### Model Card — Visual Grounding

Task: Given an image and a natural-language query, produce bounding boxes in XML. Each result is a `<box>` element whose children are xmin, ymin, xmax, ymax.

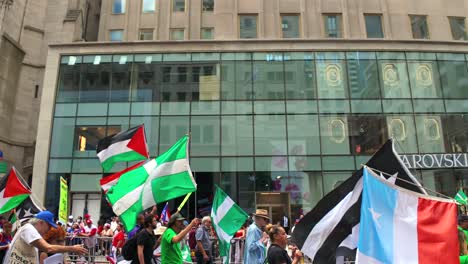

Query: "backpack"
<box><xmin>121</xmin><ymin>228</ymin><xmax>144</xmax><ymax>260</ymax></box>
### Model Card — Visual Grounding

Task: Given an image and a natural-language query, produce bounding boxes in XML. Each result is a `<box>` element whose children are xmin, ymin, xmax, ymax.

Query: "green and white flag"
<box><xmin>106</xmin><ymin>135</ymin><xmax>196</xmax><ymax>231</ymax></box>
<box><xmin>211</xmin><ymin>186</ymin><xmax>248</xmax><ymax>263</ymax></box>
<box><xmin>455</xmin><ymin>189</ymin><xmax>468</xmax><ymax>205</ymax></box>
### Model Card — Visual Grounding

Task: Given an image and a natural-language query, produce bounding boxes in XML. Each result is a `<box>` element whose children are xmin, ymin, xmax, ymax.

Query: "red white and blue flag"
<box><xmin>356</xmin><ymin>167</ymin><xmax>459</xmax><ymax>264</ymax></box>
<box><xmin>160</xmin><ymin>202</ymin><xmax>171</xmax><ymax>223</ymax></box>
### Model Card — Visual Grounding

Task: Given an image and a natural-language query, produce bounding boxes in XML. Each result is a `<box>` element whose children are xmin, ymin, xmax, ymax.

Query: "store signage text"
<box><xmin>400</xmin><ymin>153</ymin><xmax>468</xmax><ymax>169</ymax></box>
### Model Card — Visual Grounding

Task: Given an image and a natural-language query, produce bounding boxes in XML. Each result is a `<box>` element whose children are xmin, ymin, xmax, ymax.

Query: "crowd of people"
<box><xmin>0</xmin><ymin>206</ymin><xmax>309</xmax><ymax>264</ymax></box>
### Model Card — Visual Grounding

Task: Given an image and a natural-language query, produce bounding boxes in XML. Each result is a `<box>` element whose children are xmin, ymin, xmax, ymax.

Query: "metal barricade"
<box><xmin>65</xmin><ymin>235</ymin><xmax>116</xmax><ymax>263</ymax></box>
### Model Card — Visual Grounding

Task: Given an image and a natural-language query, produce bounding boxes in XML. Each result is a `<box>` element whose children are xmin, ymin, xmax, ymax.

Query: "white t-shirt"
<box><xmin>83</xmin><ymin>224</ymin><xmax>97</xmax><ymax>248</ymax></box>
<box><xmin>3</xmin><ymin>223</ymin><xmax>42</xmax><ymax>264</ymax></box>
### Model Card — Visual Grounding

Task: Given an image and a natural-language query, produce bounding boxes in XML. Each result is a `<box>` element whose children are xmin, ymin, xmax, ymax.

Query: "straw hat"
<box><xmin>154</xmin><ymin>226</ymin><xmax>167</xmax><ymax>236</ymax></box>
<box><xmin>253</xmin><ymin>209</ymin><xmax>270</xmax><ymax>220</ymax></box>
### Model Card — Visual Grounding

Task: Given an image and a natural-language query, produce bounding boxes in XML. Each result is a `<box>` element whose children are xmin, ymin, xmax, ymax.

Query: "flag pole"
<box><xmin>176</xmin><ymin>192</ymin><xmax>192</xmax><ymax>214</ymax></box>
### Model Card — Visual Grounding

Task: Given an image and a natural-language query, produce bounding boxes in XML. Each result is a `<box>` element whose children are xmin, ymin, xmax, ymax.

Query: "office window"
<box><xmin>142</xmin><ymin>0</ymin><xmax>155</xmax><ymax>12</ymax></box>
<box><xmin>201</xmin><ymin>28</ymin><xmax>214</xmax><ymax>39</ymax></box>
<box><xmin>323</xmin><ymin>14</ymin><xmax>343</xmax><ymax>38</ymax></box>
<box><xmin>410</xmin><ymin>15</ymin><xmax>429</xmax><ymax>39</ymax></box>
<box><xmin>170</xmin><ymin>29</ymin><xmax>184</xmax><ymax>40</ymax></box>
<box><xmin>281</xmin><ymin>15</ymin><xmax>300</xmax><ymax>38</ymax></box>
<box><xmin>202</xmin><ymin>0</ymin><xmax>214</xmax><ymax>12</ymax></box>
<box><xmin>239</xmin><ymin>15</ymin><xmax>257</xmax><ymax>39</ymax></box>
<box><xmin>173</xmin><ymin>0</ymin><xmax>185</xmax><ymax>12</ymax></box>
<box><xmin>109</xmin><ymin>30</ymin><xmax>123</xmax><ymax>41</ymax></box>
<box><xmin>113</xmin><ymin>0</ymin><xmax>125</xmax><ymax>14</ymax></box>
<box><xmin>139</xmin><ymin>29</ymin><xmax>154</xmax><ymax>40</ymax></box>
<box><xmin>365</xmin><ymin>14</ymin><xmax>384</xmax><ymax>38</ymax></box>
<box><xmin>449</xmin><ymin>17</ymin><xmax>467</xmax><ymax>40</ymax></box>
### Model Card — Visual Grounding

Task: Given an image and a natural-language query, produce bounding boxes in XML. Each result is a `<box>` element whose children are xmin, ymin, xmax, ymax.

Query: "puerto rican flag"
<box><xmin>356</xmin><ymin>167</ymin><xmax>459</xmax><ymax>264</ymax></box>
<box><xmin>160</xmin><ymin>202</ymin><xmax>171</xmax><ymax>223</ymax></box>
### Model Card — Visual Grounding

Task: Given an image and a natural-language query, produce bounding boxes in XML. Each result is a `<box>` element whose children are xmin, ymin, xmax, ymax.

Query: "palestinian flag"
<box><xmin>100</xmin><ymin>161</ymin><xmax>146</xmax><ymax>192</ymax></box>
<box><xmin>0</xmin><ymin>151</ymin><xmax>7</xmax><ymax>174</ymax></box>
<box><xmin>0</xmin><ymin>167</ymin><xmax>31</xmax><ymax>215</ymax></box>
<box><xmin>107</xmin><ymin>135</ymin><xmax>196</xmax><ymax>231</ymax></box>
<box><xmin>97</xmin><ymin>125</ymin><xmax>149</xmax><ymax>172</ymax></box>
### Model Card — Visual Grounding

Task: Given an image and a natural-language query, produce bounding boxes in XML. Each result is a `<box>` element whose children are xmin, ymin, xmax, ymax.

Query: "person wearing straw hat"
<box><xmin>244</xmin><ymin>209</ymin><xmax>270</xmax><ymax>264</ymax></box>
<box><xmin>3</xmin><ymin>210</ymin><xmax>87</xmax><ymax>264</ymax></box>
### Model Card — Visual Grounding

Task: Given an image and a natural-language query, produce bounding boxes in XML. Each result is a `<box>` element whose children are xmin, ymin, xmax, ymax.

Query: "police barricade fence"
<box><xmin>66</xmin><ymin>235</ymin><xmax>114</xmax><ymax>263</ymax></box>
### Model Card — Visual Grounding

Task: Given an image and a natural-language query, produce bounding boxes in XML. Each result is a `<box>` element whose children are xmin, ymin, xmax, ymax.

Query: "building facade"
<box><xmin>33</xmin><ymin>0</ymin><xmax>468</xmax><ymax>222</ymax></box>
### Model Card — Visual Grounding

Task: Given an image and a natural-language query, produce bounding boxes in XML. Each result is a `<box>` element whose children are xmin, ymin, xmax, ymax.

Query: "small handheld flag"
<box><xmin>455</xmin><ymin>189</ymin><xmax>468</xmax><ymax>205</ymax></box>
<box><xmin>161</xmin><ymin>202</ymin><xmax>171</xmax><ymax>223</ymax></box>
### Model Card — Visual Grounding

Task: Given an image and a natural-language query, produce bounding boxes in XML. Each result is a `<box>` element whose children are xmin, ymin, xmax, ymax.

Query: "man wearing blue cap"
<box><xmin>3</xmin><ymin>210</ymin><xmax>87</xmax><ymax>264</ymax></box>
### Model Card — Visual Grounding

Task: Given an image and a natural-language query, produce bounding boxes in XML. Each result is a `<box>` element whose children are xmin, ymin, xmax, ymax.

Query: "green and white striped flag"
<box><xmin>455</xmin><ymin>189</ymin><xmax>468</xmax><ymax>205</ymax></box>
<box><xmin>106</xmin><ymin>135</ymin><xmax>196</xmax><ymax>231</ymax></box>
<box><xmin>211</xmin><ymin>186</ymin><xmax>248</xmax><ymax>263</ymax></box>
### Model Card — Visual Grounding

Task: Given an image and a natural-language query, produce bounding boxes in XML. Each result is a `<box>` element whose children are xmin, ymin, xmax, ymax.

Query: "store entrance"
<box><xmin>255</xmin><ymin>192</ymin><xmax>290</xmax><ymax>225</ymax></box>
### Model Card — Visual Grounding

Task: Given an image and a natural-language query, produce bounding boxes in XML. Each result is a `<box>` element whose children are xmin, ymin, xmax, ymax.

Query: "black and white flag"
<box><xmin>291</xmin><ymin>139</ymin><xmax>425</xmax><ymax>264</ymax></box>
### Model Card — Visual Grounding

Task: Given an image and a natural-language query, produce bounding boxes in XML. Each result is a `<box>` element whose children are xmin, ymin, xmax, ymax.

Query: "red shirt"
<box><xmin>112</xmin><ymin>231</ymin><xmax>125</xmax><ymax>248</ymax></box>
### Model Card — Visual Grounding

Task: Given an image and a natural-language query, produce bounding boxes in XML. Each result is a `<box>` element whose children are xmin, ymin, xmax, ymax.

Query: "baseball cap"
<box><xmin>86</xmin><ymin>219</ymin><xmax>93</xmax><ymax>225</ymax></box>
<box><xmin>35</xmin><ymin>211</ymin><xmax>58</xmax><ymax>228</ymax></box>
<box><xmin>68</xmin><ymin>215</ymin><xmax>74</xmax><ymax>219</ymax></box>
<box><xmin>168</xmin><ymin>213</ymin><xmax>185</xmax><ymax>227</ymax></box>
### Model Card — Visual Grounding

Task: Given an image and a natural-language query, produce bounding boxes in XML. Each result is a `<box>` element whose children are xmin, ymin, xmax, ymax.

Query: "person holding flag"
<box><xmin>161</xmin><ymin>213</ymin><xmax>200</xmax><ymax>264</ymax></box>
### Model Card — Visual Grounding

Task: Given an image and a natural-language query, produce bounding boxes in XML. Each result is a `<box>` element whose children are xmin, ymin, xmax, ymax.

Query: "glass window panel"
<box><xmin>193</xmin><ymin>63</ymin><xmax>220</xmax><ymax>101</ymax></box>
<box><xmin>413</xmin><ymin>99</ymin><xmax>445</xmax><ymax>113</ymax></box>
<box><xmin>192</xmin><ymin>53</ymin><xmax>220</xmax><ymax>61</ymax></box>
<box><xmin>72</xmin><ymin>159</ymin><xmax>102</xmax><ymax>173</ymax></box>
<box><xmin>316</xmin><ymin>52</ymin><xmax>345</xmax><ymax>60</ymax></box>
<box><xmin>173</xmin><ymin>0</ymin><xmax>185</xmax><ymax>12</ymax></box>
<box><xmin>191</xmin><ymin>101</ymin><xmax>220</xmax><ymax>115</ymax></box>
<box><xmin>160</xmin><ymin>65</ymin><xmax>191</xmax><ymax>101</ymax></box>
<box><xmin>202</xmin><ymin>0</ymin><xmax>214</xmax><ymax>12</ymax></box>
<box><xmin>200</xmin><ymin>28</ymin><xmax>214</xmax><ymax>39</ymax></box>
<box><xmin>130</xmin><ymin>116</ymin><xmax>159</xmax><ymax>156</ymax></box>
<box><xmin>221</xmin><ymin>115</ymin><xmax>253</xmax><ymax>155</ymax></box>
<box><xmin>286</xmin><ymin>100</ymin><xmax>317</xmax><ymax>114</ymax></box>
<box><xmin>436</xmin><ymin>53</ymin><xmax>465</xmax><ymax>61</ymax></box>
<box><xmin>74</xmin><ymin>125</ymin><xmax>118</xmax><ymax>158</ymax></box>
<box><xmin>170</xmin><ymin>29</ymin><xmax>185</xmax><ymax>40</ymax></box>
<box><xmin>382</xmin><ymin>99</ymin><xmax>413</xmax><ymax>113</ymax></box>
<box><xmin>287</xmin><ymin>115</ymin><xmax>320</xmax><ymax>155</ymax></box>
<box><xmin>107</xmin><ymin>117</ymin><xmax>129</xmax><ymax>130</ymax></box>
<box><xmin>221</xmin><ymin>53</ymin><xmax>252</xmax><ymax>61</ymax></box>
<box><xmin>410</xmin><ymin>15</ymin><xmax>429</xmax><ymax>39</ymax></box>
<box><xmin>142</xmin><ymin>0</ymin><xmax>155</xmax><ymax>12</ymax></box>
<box><xmin>439</xmin><ymin>61</ymin><xmax>468</xmax><ymax>98</ymax></box>
<box><xmin>75</xmin><ymin>117</ymin><xmax>107</xmax><ymax>126</ymax></box>
<box><xmin>134</xmin><ymin>54</ymin><xmax>162</xmax><ymax>63</ymax></box>
<box><xmin>287</xmin><ymin>171</ymin><xmax>322</xmax><ymax>209</ymax></box>
<box><xmin>445</xmin><ymin>100</ymin><xmax>468</xmax><ymax>112</ymax></box>
<box><xmin>159</xmin><ymin>116</ymin><xmax>190</xmax><ymax>153</ymax></box>
<box><xmin>221</xmin><ymin>157</ymin><xmax>254</xmax><ymax>172</ymax></box>
<box><xmin>50</xmin><ymin>118</ymin><xmax>75</xmax><ymax>157</ymax></box>
<box><xmin>113</xmin><ymin>0</ymin><xmax>125</xmax><ymax>13</ymax></box>
<box><xmin>449</xmin><ymin>17</ymin><xmax>467</xmax><ymax>40</ymax></box>
<box><xmin>348</xmin><ymin>115</ymin><xmax>388</xmax><ymax>155</ymax></box>
<box><xmin>110</xmin><ymin>56</ymin><xmax>132</xmax><ymax>102</ymax></box>
<box><xmin>221</xmin><ymin>101</ymin><xmax>253</xmax><ymax>115</ymax></box>
<box><xmin>355</xmin><ymin>156</ymin><xmax>371</xmax><ymax>169</ymax></box>
<box><xmin>160</xmin><ymin>102</ymin><xmax>190</xmax><ymax>115</ymax></box>
<box><xmin>139</xmin><ymin>29</ymin><xmax>154</xmax><ymax>40</ymax></box>
<box><xmin>163</xmin><ymin>53</ymin><xmax>191</xmax><ymax>62</ymax></box>
<box><xmin>191</xmin><ymin>158</ymin><xmax>220</xmax><ymax>172</ymax></box>
<box><xmin>77</xmin><ymin>103</ymin><xmax>108</xmax><ymax>116</ymax></box>
<box><xmin>256</xmin><ymin>157</ymin><xmax>288</xmax><ymax>171</ymax></box>
<box><xmin>239</xmin><ymin>15</ymin><xmax>257</xmax><ymax>39</ymax></box>
<box><xmin>408</xmin><ymin>61</ymin><xmax>442</xmax><ymax>98</ymax></box>
<box><xmin>322</xmin><ymin>171</ymin><xmax>352</xmax><ymax>195</ymax></box>
<box><xmin>281</xmin><ymin>15</ymin><xmax>300</xmax><ymax>38</ymax></box>
<box><xmin>288</xmin><ymin>157</ymin><xmax>321</xmax><ymax>171</ymax></box>
<box><xmin>221</xmin><ymin>61</ymin><xmax>253</xmax><ymax>100</ymax></box>
<box><xmin>285</xmin><ymin>52</ymin><xmax>314</xmax><ymax>60</ymax></box>
<box><xmin>54</xmin><ymin>103</ymin><xmax>77</xmax><ymax>117</ymax></box>
<box><xmin>316</xmin><ymin>60</ymin><xmax>348</xmax><ymax>98</ymax></box>
<box><xmin>285</xmin><ymin>60</ymin><xmax>316</xmax><ymax>99</ymax></box>
<box><xmin>132</xmin><ymin>62</ymin><xmax>161</xmax><ymax>102</ymax></box>
<box><xmin>365</xmin><ymin>14</ymin><xmax>384</xmax><ymax>38</ymax></box>
<box><xmin>320</xmin><ymin>116</ymin><xmax>350</xmax><ymax>154</ymax></box>
<box><xmin>253</xmin><ymin>60</ymin><xmax>284</xmax><ymax>100</ymax></box>
<box><xmin>386</xmin><ymin>115</ymin><xmax>418</xmax><ymax>153</ymax></box>
<box><xmin>415</xmin><ymin>115</ymin><xmax>445</xmax><ymax>153</ymax></box>
<box><xmin>190</xmin><ymin>116</ymin><xmax>220</xmax><ymax>155</ymax></box>
<box><xmin>80</xmin><ymin>57</ymin><xmax>111</xmax><ymax>102</ymax></box>
<box><xmin>322</xmin><ymin>156</ymin><xmax>355</xmax><ymax>170</ymax></box>
<box><xmin>48</xmin><ymin>159</ymin><xmax>72</xmax><ymax>173</ymax></box>
<box><xmin>254</xmin><ymin>115</ymin><xmax>287</xmax><ymax>155</ymax></box>
<box><xmin>70</xmin><ymin>174</ymin><xmax>102</xmax><ymax>192</ymax></box>
<box><xmin>421</xmin><ymin>170</ymin><xmax>458</xmax><ymax>197</ymax></box>
<box><xmin>254</xmin><ymin>101</ymin><xmax>285</xmax><ymax>114</ymax></box>
<box><xmin>351</xmin><ymin>100</ymin><xmax>382</xmax><ymax>113</ymax></box>
<box><xmin>61</xmin><ymin>55</ymin><xmax>82</xmax><ymax>65</ymax></box>
<box><xmin>376</xmin><ymin>52</ymin><xmax>405</xmax><ymax>60</ymax></box>
<box><xmin>323</xmin><ymin>14</ymin><xmax>343</xmax><ymax>38</ymax></box>
<box><xmin>346</xmin><ymin>52</ymin><xmax>376</xmax><ymax>60</ymax></box>
<box><xmin>110</xmin><ymin>30</ymin><xmax>123</xmax><ymax>41</ymax></box>
<box><xmin>406</xmin><ymin>52</ymin><xmax>436</xmax><ymax>60</ymax></box>
<box><xmin>348</xmin><ymin>59</ymin><xmax>380</xmax><ymax>98</ymax></box>
<box><xmin>57</xmin><ymin>63</ymin><xmax>80</xmax><ymax>102</ymax></box>
<box><xmin>442</xmin><ymin>115</ymin><xmax>468</xmax><ymax>153</ymax></box>
<box><xmin>318</xmin><ymin>100</ymin><xmax>350</xmax><ymax>113</ymax></box>
<box><xmin>108</xmin><ymin>102</ymin><xmax>130</xmax><ymax>116</ymax></box>
<box><xmin>131</xmin><ymin>102</ymin><xmax>160</xmax><ymax>115</ymax></box>
<box><xmin>379</xmin><ymin>61</ymin><xmax>411</xmax><ymax>98</ymax></box>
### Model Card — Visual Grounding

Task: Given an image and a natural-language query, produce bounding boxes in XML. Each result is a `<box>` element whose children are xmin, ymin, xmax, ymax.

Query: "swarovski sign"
<box><xmin>400</xmin><ymin>153</ymin><xmax>468</xmax><ymax>169</ymax></box>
